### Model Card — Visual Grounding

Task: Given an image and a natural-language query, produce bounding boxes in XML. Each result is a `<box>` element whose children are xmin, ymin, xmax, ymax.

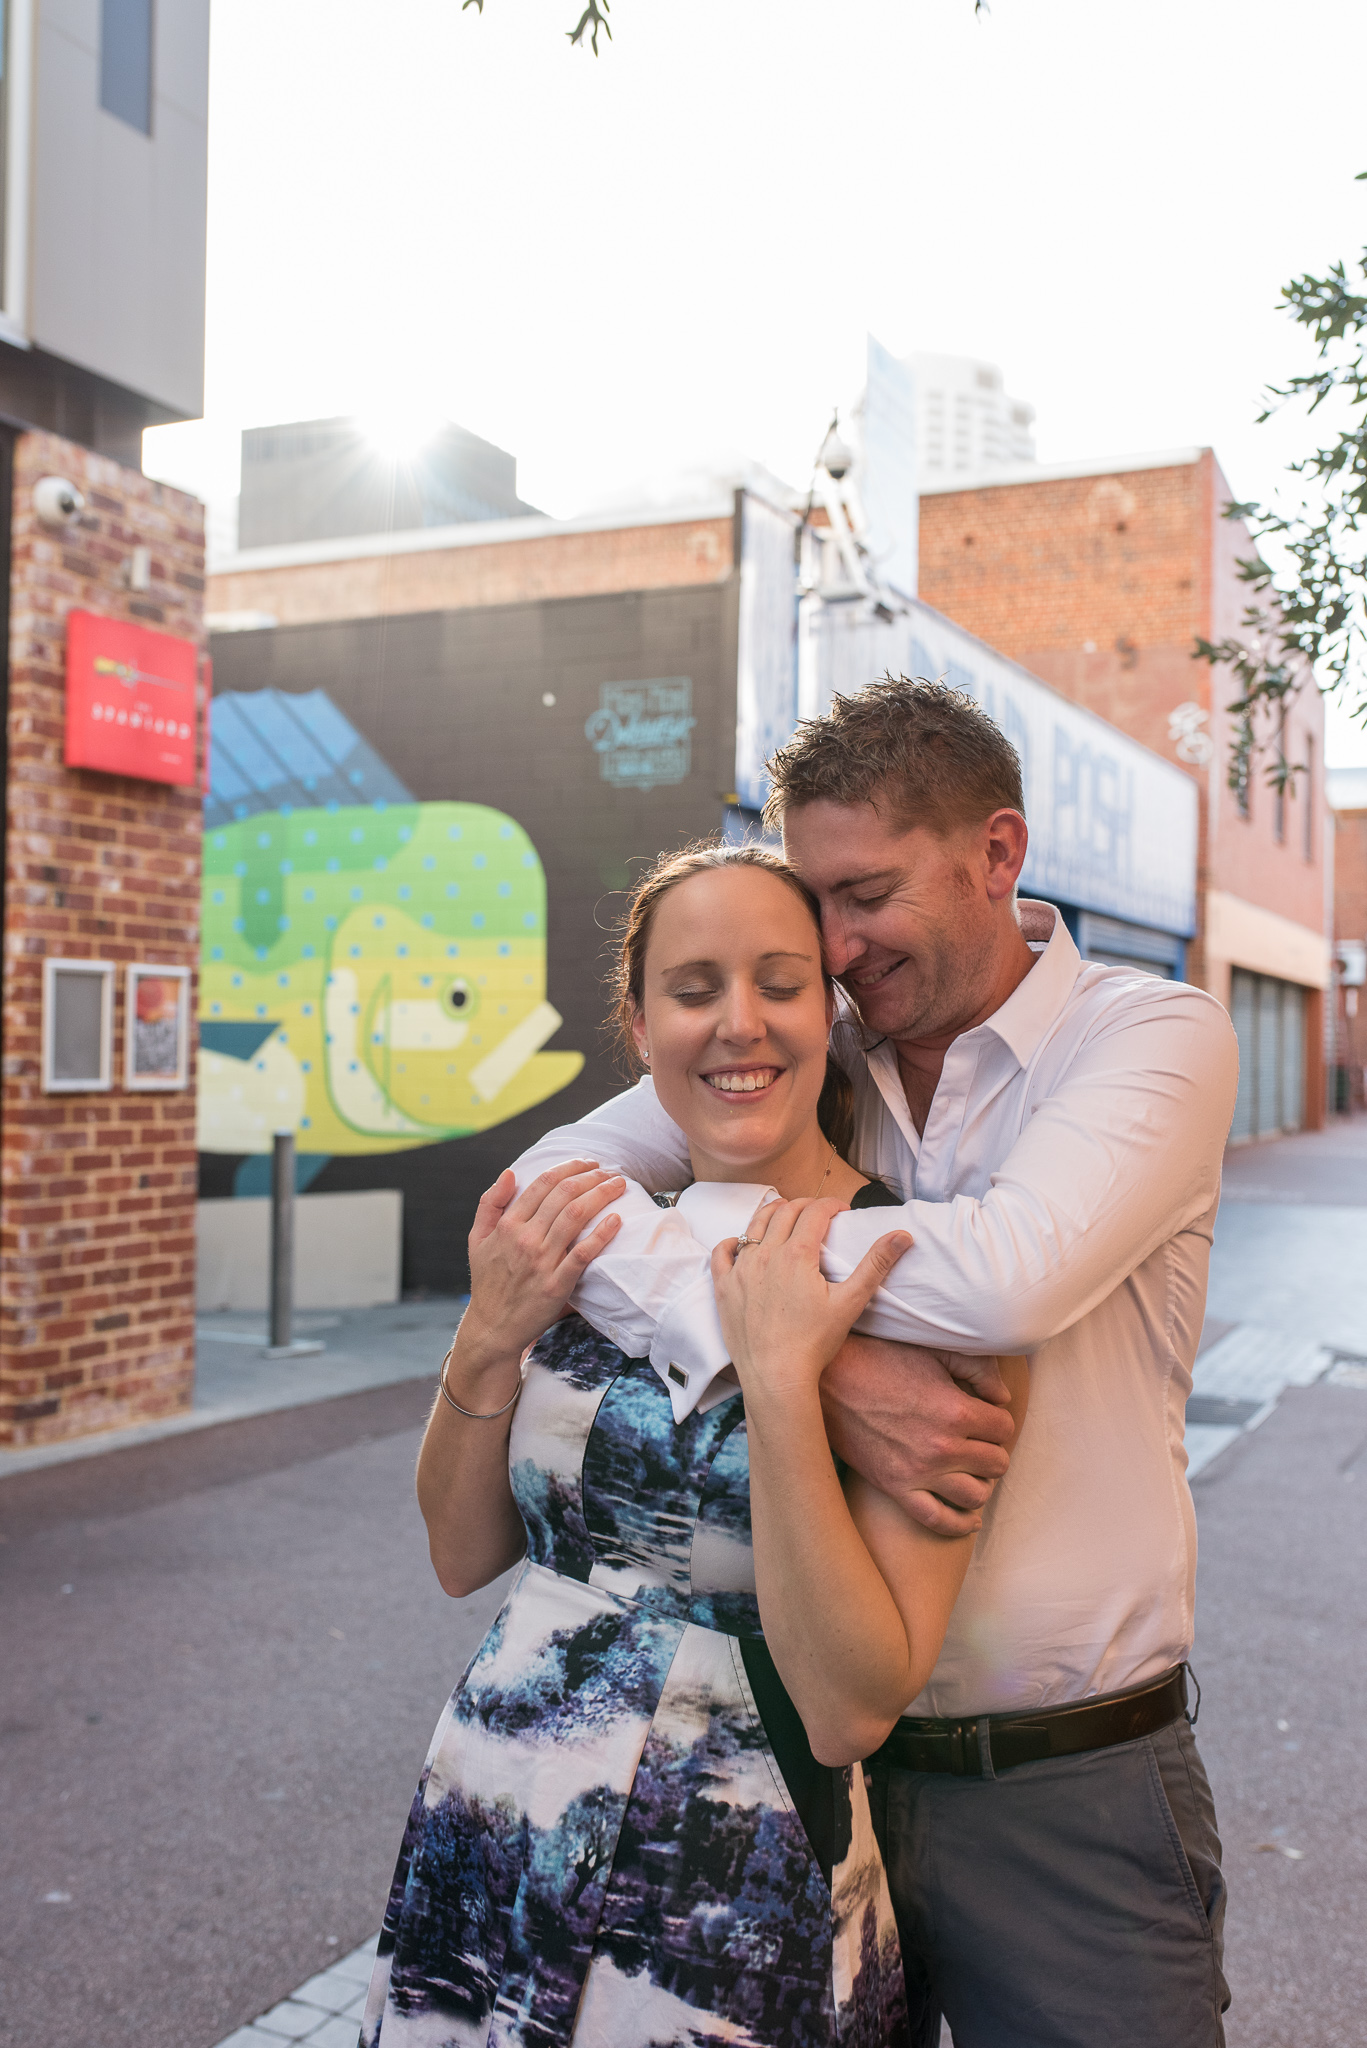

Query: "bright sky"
<box><xmin>143</xmin><ymin>0</ymin><xmax>1367</xmax><ymax>764</ymax></box>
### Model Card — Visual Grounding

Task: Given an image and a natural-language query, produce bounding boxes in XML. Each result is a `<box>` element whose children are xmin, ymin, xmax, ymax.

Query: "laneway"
<box><xmin>2</xmin><ymin>1123</ymin><xmax>1364</xmax><ymax>2048</ymax></box>
<box><xmin>0</xmin><ymin>1381</ymin><xmax>509</xmax><ymax>2048</ymax></box>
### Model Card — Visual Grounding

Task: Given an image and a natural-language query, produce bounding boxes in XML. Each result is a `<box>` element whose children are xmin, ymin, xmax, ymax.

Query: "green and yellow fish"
<box><xmin>199</xmin><ymin>800</ymin><xmax>582</xmax><ymax>1158</ymax></box>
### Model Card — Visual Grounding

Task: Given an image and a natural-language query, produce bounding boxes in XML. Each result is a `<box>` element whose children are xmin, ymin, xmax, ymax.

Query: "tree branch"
<box><xmin>1193</xmin><ymin>171</ymin><xmax>1367</xmax><ymax>790</ymax></box>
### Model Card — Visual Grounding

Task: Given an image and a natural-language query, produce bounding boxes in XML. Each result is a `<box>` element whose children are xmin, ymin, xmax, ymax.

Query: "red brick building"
<box><xmin>0</xmin><ymin>2</ymin><xmax>210</xmax><ymax>1446</ymax></box>
<box><xmin>1329</xmin><ymin>767</ymin><xmax>1367</xmax><ymax>1109</ymax></box>
<box><xmin>0</xmin><ymin>436</ymin><xmax>206</xmax><ymax>1446</ymax></box>
<box><xmin>919</xmin><ymin>448</ymin><xmax>1331</xmax><ymax>1139</ymax></box>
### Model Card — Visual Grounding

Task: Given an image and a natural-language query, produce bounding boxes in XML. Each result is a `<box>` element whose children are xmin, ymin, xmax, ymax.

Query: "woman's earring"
<box><xmin>642</xmin><ymin>1049</ymin><xmax>651</xmax><ymax>1062</ymax></box>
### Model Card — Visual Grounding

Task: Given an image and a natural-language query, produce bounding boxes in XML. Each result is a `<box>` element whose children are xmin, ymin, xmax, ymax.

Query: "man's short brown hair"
<box><xmin>763</xmin><ymin>674</ymin><xmax>1025</xmax><ymax>835</ymax></box>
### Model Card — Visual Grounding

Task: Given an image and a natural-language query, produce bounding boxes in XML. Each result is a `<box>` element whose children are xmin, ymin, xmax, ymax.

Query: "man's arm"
<box><xmin>823</xmin><ymin>1335</ymin><xmax>1015</xmax><ymax>1535</ymax></box>
<box><xmin>511</xmin><ymin>1083</ymin><xmax>1017</xmax><ymax>1535</ymax></box>
<box><xmin>514</xmin><ymin>985</ymin><xmax>1237</xmax><ymax>1367</ymax></box>
<box><xmin>819</xmin><ymin>984</ymin><xmax>1239</xmax><ymax>1351</ymax></box>
<box><xmin>511</xmin><ymin>1079</ymin><xmax>711</xmax><ymax>1364</ymax></box>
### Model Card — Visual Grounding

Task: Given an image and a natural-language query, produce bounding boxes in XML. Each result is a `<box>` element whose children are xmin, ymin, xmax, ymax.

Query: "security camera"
<box><xmin>34</xmin><ymin>476</ymin><xmax>86</xmax><ymax>529</ymax></box>
<box><xmin>817</xmin><ymin>419</ymin><xmax>855</xmax><ymax>483</ymax></box>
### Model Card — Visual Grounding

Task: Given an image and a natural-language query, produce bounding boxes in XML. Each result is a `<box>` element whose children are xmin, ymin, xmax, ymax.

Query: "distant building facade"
<box><xmin>0</xmin><ymin>0</ymin><xmax>208</xmax><ymax>461</ymax></box>
<box><xmin>903</xmin><ymin>353</ymin><xmax>1036</xmax><ymax>480</ymax></box>
<box><xmin>1329</xmin><ymin>765</ymin><xmax>1367</xmax><ymax>1112</ymax></box>
<box><xmin>236</xmin><ymin>416</ymin><xmax>539</xmax><ymax>552</ymax></box>
<box><xmin>0</xmin><ymin>0</ymin><xmax>210</xmax><ymax>1449</ymax></box>
<box><xmin>206</xmin><ymin>486</ymin><xmax>1197</xmax><ymax>1292</ymax></box>
<box><xmin>918</xmin><ymin>447</ymin><xmax>1332</xmax><ymax>1138</ymax></box>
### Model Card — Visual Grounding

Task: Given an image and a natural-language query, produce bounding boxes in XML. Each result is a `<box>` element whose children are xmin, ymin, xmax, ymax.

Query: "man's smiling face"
<box><xmin>781</xmin><ymin>798</ymin><xmax>1009</xmax><ymax>1044</ymax></box>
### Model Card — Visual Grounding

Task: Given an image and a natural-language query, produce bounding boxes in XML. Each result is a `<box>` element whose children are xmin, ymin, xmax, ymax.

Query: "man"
<box><xmin>511</xmin><ymin>678</ymin><xmax>1238</xmax><ymax>2047</ymax></box>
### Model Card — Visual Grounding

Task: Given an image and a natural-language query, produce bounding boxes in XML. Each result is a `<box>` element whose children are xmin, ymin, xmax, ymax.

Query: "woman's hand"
<box><xmin>712</xmin><ymin>1195</ymin><xmax>912</xmax><ymax>1401</ymax></box>
<box><xmin>453</xmin><ymin>1160</ymin><xmax>625</xmax><ymax>1381</ymax></box>
<box><xmin>421</xmin><ymin>1160</ymin><xmax>621</xmax><ymax>1599</ymax></box>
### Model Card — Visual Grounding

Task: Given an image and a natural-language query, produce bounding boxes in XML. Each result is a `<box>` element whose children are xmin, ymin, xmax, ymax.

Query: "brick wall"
<box><xmin>1335</xmin><ymin>808</ymin><xmax>1367</xmax><ymax>949</ymax></box>
<box><xmin>1</xmin><ymin>431</ymin><xmax>205</xmax><ymax>1447</ymax></box>
<box><xmin>920</xmin><ymin>457</ymin><xmax>1212</xmax><ymax>763</ymax></box>
<box><xmin>918</xmin><ymin>452</ymin><xmax>1328</xmax><ymax>995</ymax></box>
<box><xmin>1335</xmin><ymin>805</ymin><xmax>1367</xmax><ymax>1103</ymax></box>
<box><xmin>207</xmin><ymin>514</ymin><xmax>734</xmax><ymax>630</ymax></box>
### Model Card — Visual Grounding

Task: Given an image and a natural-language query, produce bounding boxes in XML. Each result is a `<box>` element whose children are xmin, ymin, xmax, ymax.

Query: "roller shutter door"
<box><xmin>1227</xmin><ymin>969</ymin><xmax>1307</xmax><ymax>1143</ymax></box>
<box><xmin>1229</xmin><ymin>972</ymin><xmax>1256</xmax><ymax>1143</ymax></box>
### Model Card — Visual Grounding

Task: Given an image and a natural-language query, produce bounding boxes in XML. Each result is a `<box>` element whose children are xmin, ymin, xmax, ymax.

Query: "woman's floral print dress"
<box><xmin>360</xmin><ymin>1315</ymin><xmax>908</xmax><ymax>2048</ymax></box>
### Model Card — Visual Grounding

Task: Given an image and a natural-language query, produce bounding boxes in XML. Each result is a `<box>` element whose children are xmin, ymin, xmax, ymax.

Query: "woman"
<box><xmin>361</xmin><ymin>844</ymin><xmax>1028</xmax><ymax>2048</ymax></box>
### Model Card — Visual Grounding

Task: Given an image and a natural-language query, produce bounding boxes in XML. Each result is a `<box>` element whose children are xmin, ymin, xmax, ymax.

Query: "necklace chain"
<box><xmin>812</xmin><ymin>1138</ymin><xmax>836</xmax><ymax>1199</ymax></box>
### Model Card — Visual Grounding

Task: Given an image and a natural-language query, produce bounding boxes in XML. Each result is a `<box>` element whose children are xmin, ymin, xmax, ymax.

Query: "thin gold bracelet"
<box><xmin>438</xmin><ymin>1342</ymin><xmax>525</xmax><ymax>1420</ymax></box>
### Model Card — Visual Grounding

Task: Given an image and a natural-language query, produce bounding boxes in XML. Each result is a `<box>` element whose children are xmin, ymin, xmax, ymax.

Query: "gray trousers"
<box><xmin>869</xmin><ymin>1717</ymin><xmax>1230</xmax><ymax>2048</ymax></box>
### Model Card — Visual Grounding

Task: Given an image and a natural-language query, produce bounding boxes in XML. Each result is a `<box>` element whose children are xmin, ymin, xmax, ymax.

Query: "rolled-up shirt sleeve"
<box><xmin>511</xmin><ymin>1080</ymin><xmax>723</xmax><ymax>1377</ymax></box>
<box><xmin>820</xmin><ymin>987</ymin><xmax>1240</xmax><ymax>1352</ymax></box>
<box><xmin>508</xmin><ymin>983</ymin><xmax>1239</xmax><ymax>1368</ymax></box>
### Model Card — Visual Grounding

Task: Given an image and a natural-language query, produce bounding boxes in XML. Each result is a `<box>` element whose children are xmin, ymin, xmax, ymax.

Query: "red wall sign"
<box><xmin>64</xmin><ymin>610</ymin><xmax>198</xmax><ymax>787</ymax></box>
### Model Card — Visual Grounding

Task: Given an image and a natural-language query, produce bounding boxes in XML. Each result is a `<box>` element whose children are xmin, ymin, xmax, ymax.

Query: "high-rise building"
<box><xmin>904</xmin><ymin>352</ymin><xmax>1036</xmax><ymax>479</ymax></box>
<box><xmin>237</xmin><ymin>416</ymin><xmax>539</xmax><ymax>551</ymax></box>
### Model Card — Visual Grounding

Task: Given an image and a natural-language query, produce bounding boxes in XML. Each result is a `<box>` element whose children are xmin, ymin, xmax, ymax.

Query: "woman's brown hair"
<box><xmin>607</xmin><ymin>840</ymin><xmax>857</xmax><ymax>1163</ymax></box>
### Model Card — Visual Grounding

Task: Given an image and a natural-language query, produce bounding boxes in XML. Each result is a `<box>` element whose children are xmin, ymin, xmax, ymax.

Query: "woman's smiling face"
<box><xmin>630</xmin><ymin>865</ymin><xmax>833</xmax><ymax>1179</ymax></box>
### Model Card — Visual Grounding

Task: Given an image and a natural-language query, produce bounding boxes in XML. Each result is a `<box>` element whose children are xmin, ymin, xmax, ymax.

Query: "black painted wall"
<box><xmin>208</xmin><ymin>579</ymin><xmax>740</xmax><ymax>1291</ymax></box>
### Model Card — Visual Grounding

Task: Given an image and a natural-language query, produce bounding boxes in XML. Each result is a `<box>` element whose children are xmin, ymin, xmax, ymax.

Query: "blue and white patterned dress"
<box><xmin>361</xmin><ymin>1313</ymin><xmax>908</xmax><ymax>2048</ymax></box>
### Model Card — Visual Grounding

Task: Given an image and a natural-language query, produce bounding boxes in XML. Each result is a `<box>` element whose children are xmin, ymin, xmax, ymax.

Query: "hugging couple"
<box><xmin>361</xmin><ymin>677</ymin><xmax>1238</xmax><ymax>2048</ymax></box>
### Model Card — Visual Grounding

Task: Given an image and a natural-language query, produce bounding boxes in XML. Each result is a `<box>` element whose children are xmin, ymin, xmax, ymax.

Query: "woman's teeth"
<box><xmin>706</xmin><ymin>1070</ymin><xmax>776</xmax><ymax>1094</ymax></box>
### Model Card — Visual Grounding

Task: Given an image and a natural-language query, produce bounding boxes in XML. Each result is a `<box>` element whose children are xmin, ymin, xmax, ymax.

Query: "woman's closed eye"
<box><xmin>669</xmin><ymin>980</ymin><xmax>805</xmax><ymax>1004</ymax></box>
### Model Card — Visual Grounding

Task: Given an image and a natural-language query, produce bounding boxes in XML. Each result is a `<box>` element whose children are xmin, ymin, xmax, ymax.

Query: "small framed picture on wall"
<box><xmin>125</xmin><ymin>965</ymin><xmax>191</xmax><ymax>1091</ymax></box>
<box><xmin>42</xmin><ymin>959</ymin><xmax>115</xmax><ymax>1092</ymax></box>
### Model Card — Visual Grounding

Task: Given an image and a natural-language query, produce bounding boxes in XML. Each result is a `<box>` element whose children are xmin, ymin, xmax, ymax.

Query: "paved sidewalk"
<box><xmin>1219</xmin><ymin>1112</ymin><xmax>1367</xmax><ymax>1207</ymax></box>
<box><xmin>0</xmin><ymin>1296</ymin><xmax>467</xmax><ymax>1483</ymax></box>
<box><xmin>214</xmin><ymin>1934</ymin><xmax>377</xmax><ymax>2048</ymax></box>
<box><xmin>1182</xmin><ymin>1117</ymin><xmax>1367</xmax><ymax>1479</ymax></box>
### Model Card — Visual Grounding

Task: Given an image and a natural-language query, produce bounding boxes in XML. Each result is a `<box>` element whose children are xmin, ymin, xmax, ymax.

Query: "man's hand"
<box><xmin>821</xmin><ymin>1334</ymin><xmax>1016</xmax><ymax>1536</ymax></box>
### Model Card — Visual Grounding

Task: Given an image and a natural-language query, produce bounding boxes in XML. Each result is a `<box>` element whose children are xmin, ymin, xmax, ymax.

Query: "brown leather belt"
<box><xmin>868</xmin><ymin>1665</ymin><xmax>1188</xmax><ymax>1778</ymax></box>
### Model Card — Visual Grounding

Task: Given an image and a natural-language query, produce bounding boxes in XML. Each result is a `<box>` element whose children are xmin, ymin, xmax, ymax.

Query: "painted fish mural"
<box><xmin>199</xmin><ymin>796</ymin><xmax>583</xmax><ymax>1159</ymax></box>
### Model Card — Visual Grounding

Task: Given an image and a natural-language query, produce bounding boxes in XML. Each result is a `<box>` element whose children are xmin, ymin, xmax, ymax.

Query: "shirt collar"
<box><xmin>976</xmin><ymin>900</ymin><xmax>1082</xmax><ymax>1070</ymax></box>
<box><xmin>842</xmin><ymin>899</ymin><xmax>1082</xmax><ymax>1081</ymax></box>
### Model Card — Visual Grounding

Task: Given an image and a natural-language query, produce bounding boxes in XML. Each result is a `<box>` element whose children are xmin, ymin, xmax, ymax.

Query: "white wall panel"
<box><xmin>29</xmin><ymin>0</ymin><xmax>207</xmax><ymax>415</ymax></box>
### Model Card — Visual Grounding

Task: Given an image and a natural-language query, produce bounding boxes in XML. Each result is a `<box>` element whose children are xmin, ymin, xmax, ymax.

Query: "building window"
<box><xmin>1303</xmin><ymin>733</ymin><xmax>1314</xmax><ymax>861</ymax></box>
<box><xmin>100</xmin><ymin>0</ymin><xmax>153</xmax><ymax>136</ymax></box>
<box><xmin>1273</xmin><ymin>711</ymin><xmax>1288</xmax><ymax>844</ymax></box>
<box><xmin>1229</xmin><ymin>969</ymin><xmax>1305</xmax><ymax>1142</ymax></box>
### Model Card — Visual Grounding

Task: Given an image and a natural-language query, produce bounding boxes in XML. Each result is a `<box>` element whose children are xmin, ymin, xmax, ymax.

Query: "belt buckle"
<box><xmin>947</xmin><ymin>1719</ymin><xmax>982</xmax><ymax>1777</ymax></box>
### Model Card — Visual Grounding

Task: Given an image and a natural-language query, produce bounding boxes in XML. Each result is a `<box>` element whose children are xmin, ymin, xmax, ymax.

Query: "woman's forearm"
<box><xmin>743</xmin><ymin>1382</ymin><xmax>944</xmax><ymax>1765</ymax></box>
<box><xmin>415</xmin><ymin>1324</ymin><xmax>528</xmax><ymax>1598</ymax></box>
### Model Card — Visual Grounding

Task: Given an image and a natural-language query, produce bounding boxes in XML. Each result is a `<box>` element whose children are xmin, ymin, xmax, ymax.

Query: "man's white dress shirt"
<box><xmin>513</xmin><ymin>906</ymin><xmax>1240</xmax><ymax>1717</ymax></box>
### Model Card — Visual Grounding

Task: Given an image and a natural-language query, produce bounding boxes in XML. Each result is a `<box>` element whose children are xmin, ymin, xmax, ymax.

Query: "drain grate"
<box><xmin>1185</xmin><ymin>1396</ymin><xmax>1264</xmax><ymax>1428</ymax></box>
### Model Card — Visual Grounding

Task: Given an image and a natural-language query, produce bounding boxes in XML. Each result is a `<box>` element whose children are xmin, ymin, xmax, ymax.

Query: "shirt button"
<box><xmin>609</xmin><ymin>1325</ymin><xmax>620</xmax><ymax>1346</ymax></box>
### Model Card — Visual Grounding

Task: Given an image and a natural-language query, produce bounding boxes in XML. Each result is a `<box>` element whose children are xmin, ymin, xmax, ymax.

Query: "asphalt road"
<box><xmin>4</xmin><ymin>1122</ymin><xmax>1366</xmax><ymax>2048</ymax></box>
<box><xmin>1192</xmin><ymin>1383</ymin><xmax>1367</xmax><ymax>2048</ymax></box>
<box><xmin>0</xmin><ymin>1384</ymin><xmax>511</xmax><ymax>2048</ymax></box>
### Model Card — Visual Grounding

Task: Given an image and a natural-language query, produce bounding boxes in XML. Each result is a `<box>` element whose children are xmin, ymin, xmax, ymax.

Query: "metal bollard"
<box><xmin>270</xmin><ymin>1128</ymin><xmax>295</xmax><ymax>1351</ymax></box>
<box><xmin>263</xmin><ymin>1129</ymin><xmax>324</xmax><ymax>1358</ymax></box>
